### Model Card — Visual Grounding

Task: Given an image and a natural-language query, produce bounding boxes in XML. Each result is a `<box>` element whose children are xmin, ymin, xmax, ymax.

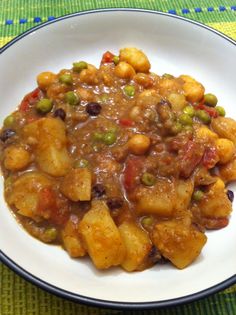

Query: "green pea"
<box><xmin>73</xmin><ymin>61</ymin><xmax>88</xmax><ymax>73</ymax></box>
<box><xmin>43</xmin><ymin>227</ymin><xmax>58</xmax><ymax>242</ymax></box>
<box><xmin>4</xmin><ymin>115</ymin><xmax>14</xmax><ymax>127</ymax></box>
<box><xmin>183</xmin><ymin>125</ymin><xmax>193</xmax><ymax>132</ymax></box>
<box><xmin>196</xmin><ymin>109</ymin><xmax>211</xmax><ymax>124</ymax></box>
<box><xmin>183</xmin><ymin>105</ymin><xmax>195</xmax><ymax>117</ymax></box>
<box><xmin>192</xmin><ymin>190</ymin><xmax>204</xmax><ymax>201</ymax></box>
<box><xmin>65</xmin><ymin>91</ymin><xmax>80</xmax><ymax>105</ymax></box>
<box><xmin>103</xmin><ymin>132</ymin><xmax>117</xmax><ymax>145</ymax></box>
<box><xmin>74</xmin><ymin>159</ymin><xmax>89</xmax><ymax>168</ymax></box>
<box><xmin>162</xmin><ymin>73</ymin><xmax>174</xmax><ymax>79</ymax></box>
<box><xmin>93</xmin><ymin>132</ymin><xmax>104</xmax><ymax>141</ymax></box>
<box><xmin>36</xmin><ymin>98</ymin><xmax>53</xmax><ymax>113</ymax></box>
<box><xmin>178</xmin><ymin>113</ymin><xmax>193</xmax><ymax>126</ymax></box>
<box><xmin>141</xmin><ymin>216</ymin><xmax>154</xmax><ymax>227</ymax></box>
<box><xmin>59</xmin><ymin>74</ymin><xmax>73</xmax><ymax>85</ymax></box>
<box><xmin>124</xmin><ymin>85</ymin><xmax>135</xmax><ymax>97</ymax></box>
<box><xmin>113</xmin><ymin>56</ymin><xmax>119</xmax><ymax>65</ymax></box>
<box><xmin>141</xmin><ymin>172</ymin><xmax>156</xmax><ymax>186</ymax></box>
<box><xmin>215</xmin><ymin>106</ymin><xmax>226</xmax><ymax>117</ymax></box>
<box><xmin>99</xmin><ymin>94</ymin><xmax>109</xmax><ymax>103</ymax></box>
<box><xmin>204</xmin><ymin>93</ymin><xmax>218</xmax><ymax>107</ymax></box>
<box><xmin>171</xmin><ymin>122</ymin><xmax>183</xmax><ymax>135</ymax></box>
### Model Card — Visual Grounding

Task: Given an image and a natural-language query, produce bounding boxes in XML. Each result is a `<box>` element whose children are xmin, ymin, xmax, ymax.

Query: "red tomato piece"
<box><xmin>37</xmin><ymin>187</ymin><xmax>69</xmax><ymax>225</ymax></box>
<box><xmin>119</xmin><ymin>119</ymin><xmax>134</xmax><ymax>127</ymax></box>
<box><xmin>123</xmin><ymin>157</ymin><xmax>144</xmax><ymax>192</ymax></box>
<box><xmin>203</xmin><ymin>217</ymin><xmax>229</xmax><ymax>230</ymax></box>
<box><xmin>101</xmin><ymin>51</ymin><xmax>115</xmax><ymax>63</ymax></box>
<box><xmin>202</xmin><ymin>146</ymin><xmax>219</xmax><ymax>169</ymax></box>
<box><xmin>19</xmin><ymin>88</ymin><xmax>41</xmax><ymax>112</ymax></box>
<box><xmin>196</xmin><ymin>103</ymin><xmax>218</xmax><ymax>118</ymax></box>
<box><xmin>179</xmin><ymin>140</ymin><xmax>204</xmax><ymax>178</ymax></box>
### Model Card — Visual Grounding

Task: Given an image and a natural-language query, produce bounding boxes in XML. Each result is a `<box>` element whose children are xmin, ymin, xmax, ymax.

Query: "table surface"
<box><xmin>0</xmin><ymin>1</ymin><xmax>236</xmax><ymax>314</ymax></box>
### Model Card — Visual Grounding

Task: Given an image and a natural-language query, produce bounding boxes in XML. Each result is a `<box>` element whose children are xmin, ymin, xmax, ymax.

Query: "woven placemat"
<box><xmin>0</xmin><ymin>1</ymin><xmax>236</xmax><ymax>314</ymax></box>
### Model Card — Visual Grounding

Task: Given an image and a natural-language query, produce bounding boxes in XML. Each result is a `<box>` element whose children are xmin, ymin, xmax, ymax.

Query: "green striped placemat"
<box><xmin>0</xmin><ymin>1</ymin><xmax>236</xmax><ymax>314</ymax></box>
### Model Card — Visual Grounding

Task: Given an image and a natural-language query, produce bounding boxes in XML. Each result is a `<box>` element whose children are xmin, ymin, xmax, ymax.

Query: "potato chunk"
<box><xmin>175</xmin><ymin>179</ymin><xmax>194</xmax><ymax>213</ymax></box>
<box><xmin>215</xmin><ymin>138</ymin><xmax>235</xmax><ymax>164</ymax></box>
<box><xmin>119</xmin><ymin>47</ymin><xmax>150</xmax><ymax>73</ymax></box>
<box><xmin>4</xmin><ymin>145</ymin><xmax>31</xmax><ymax>171</ymax></box>
<box><xmin>62</xmin><ymin>215</ymin><xmax>86</xmax><ymax>257</ymax></box>
<box><xmin>198</xmin><ymin>178</ymin><xmax>232</xmax><ymax>218</ymax></box>
<box><xmin>135</xmin><ymin>178</ymin><xmax>176</xmax><ymax>216</ymax></box>
<box><xmin>152</xmin><ymin>220</ymin><xmax>207</xmax><ymax>269</ymax></box>
<box><xmin>60</xmin><ymin>168</ymin><xmax>92</xmax><ymax>201</ymax></box>
<box><xmin>211</xmin><ymin>117</ymin><xmax>236</xmax><ymax>144</ymax></box>
<box><xmin>119</xmin><ymin>221</ymin><xmax>152</xmax><ymax>271</ymax></box>
<box><xmin>79</xmin><ymin>201</ymin><xmax>125</xmax><ymax>269</ymax></box>
<box><xmin>23</xmin><ymin>117</ymin><xmax>71</xmax><ymax>176</ymax></box>
<box><xmin>219</xmin><ymin>156</ymin><xmax>236</xmax><ymax>183</ymax></box>
<box><xmin>7</xmin><ymin>172</ymin><xmax>52</xmax><ymax>220</ymax></box>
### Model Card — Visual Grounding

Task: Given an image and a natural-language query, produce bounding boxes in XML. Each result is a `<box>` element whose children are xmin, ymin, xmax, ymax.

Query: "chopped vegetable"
<box><xmin>215</xmin><ymin>106</ymin><xmax>226</xmax><ymax>117</ymax></box>
<box><xmin>73</xmin><ymin>61</ymin><xmax>88</xmax><ymax>72</ymax></box>
<box><xmin>36</xmin><ymin>98</ymin><xmax>53</xmax><ymax>113</ymax></box>
<box><xmin>192</xmin><ymin>190</ymin><xmax>204</xmax><ymax>201</ymax></box>
<box><xmin>178</xmin><ymin>113</ymin><xmax>193</xmax><ymax>126</ymax></box>
<box><xmin>195</xmin><ymin>109</ymin><xmax>211</xmax><ymax>124</ymax></box>
<box><xmin>65</xmin><ymin>91</ymin><xmax>80</xmax><ymax>105</ymax></box>
<box><xmin>103</xmin><ymin>131</ymin><xmax>117</xmax><ymax>145</ymax></box>
<box><xmin>204</xmin><ymin>93</ymin><xmax>218</xmax><ymax>107</ymax></box>
<box><xmin>59</xmin><ymin>74</ymin><xmax>73</xmax><ymax>85</ymax></box>
<box><xmin>141</xmin><ymin>172</ymin><xmax>156</xmax><ymax>186</ymax></box>
<box><xmin>124</xmin><ymin>85</ymin><xmax>135</xmax><ymax>97</ymax></box>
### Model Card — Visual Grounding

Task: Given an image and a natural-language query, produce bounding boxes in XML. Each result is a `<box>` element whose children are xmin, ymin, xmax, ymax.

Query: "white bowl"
<box><xmin>0</xmin><ymin>9</ymin><xmax>236</xmax><ymax>309</ymax></box>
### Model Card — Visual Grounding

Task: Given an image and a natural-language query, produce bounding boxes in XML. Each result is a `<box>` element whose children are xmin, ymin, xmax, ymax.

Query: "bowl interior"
<box><xmin>0</xmin><ymin>10</ymin><xmax>236</xmax><ymax>306</ymax></box>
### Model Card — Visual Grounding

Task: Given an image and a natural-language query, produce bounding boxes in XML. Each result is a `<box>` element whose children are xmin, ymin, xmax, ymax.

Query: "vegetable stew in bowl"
<box><xmin>0</xmin><ymin>47</ymin><xmax>235</xmax><ymax>272</ymax></box>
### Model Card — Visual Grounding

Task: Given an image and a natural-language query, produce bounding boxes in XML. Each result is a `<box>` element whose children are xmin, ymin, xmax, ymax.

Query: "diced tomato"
<box><xmin>37</xmin><ymin>187</ymin><xmax>69</xmax><ymax>225</ymax></box>
<box><xmin>202</xmin><ymin>146</ymin><xmax>219</xmax><ymax>169</ymax></box>
<box><xmin>123</xmin><ymin>157</ymin><xmax>144</xmax><ymax>191</ymax></box>
<box><xmin>119</xmin><ymin>119</ymin><xmax>134</xmax><ymax>127</ymax></box>
<box><xmin>19</xmin><ymin>88</ymin><xmax>41</xmax><ymax>112</ymax></box>
<box><xmin>196</xmin><ymin>103</ymin><xmax>218</xmax><ymax>118</ymax></box>
<box><xmin>179</xmin><ymin>140</ymin><xmax>204</xmax><ymax>178</ymax></box>
<box><xmin>203</xmin><ymin>217</ymin><xmax>229</xmax><ymax>230</ymax></box>
<box><xmin>101</xmin><ymin>51</ymin><xmax>115</xmax><ymax>64</ymax></box>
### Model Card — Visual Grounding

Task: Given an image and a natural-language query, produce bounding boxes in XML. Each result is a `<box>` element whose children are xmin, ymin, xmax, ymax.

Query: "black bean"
<box><xmin>79</xmin><ymin>201</ymin><xmax>91</xmax><ymax>211</ymax></box>
<box><xmin>148</xmin><ymin>245</ymin><xmax>169</xmax><ymax>265</ymax></box>
<box><xmin>107</xmin><ymin>197</ymin><xmax>123</xmax><ymax>210</ymax></box>
<box><xmin>0</xmin><ymin>129</ymin><xmax>16</xmax><ymax>142</ymax></box>
<box><xmin>227</xmin><ymin>190</ymin><xmax>234</xmax><ymax>202</ymax></box>
<box><xmin>54</xmin><ymin>108</ymin><xmax>66</xmax><ymax>121</ymax></box>
<box><xmin>92</xmin><ymin>184</ymin><xmax>106</xmax><ymax>198</ymax></box>
<box><xmin>86</xmin><ymin>102</ymin><xmax>101</xmax><ymax>116</ymax></box>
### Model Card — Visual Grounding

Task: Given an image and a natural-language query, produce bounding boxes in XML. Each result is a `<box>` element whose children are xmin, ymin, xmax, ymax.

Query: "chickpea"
<box><xmin>215</xmin><ymin>138</ymin><xmax>235</xmax><ymax>164</ymax></box>
<box><xmin>37</xmin><ymin>71</ymin><xmax>57</xmax><ymax>90</ymax></box>
<box><xmin>195</xmin><ymin>125</ymin><xmax>218</xmax><ymax>142</ymax></box>
<box><xmin>168</xmin><ymin>93</ymin><xmax>187</xmax><ymax>112</ymax></box>
<box><xmin>180</xmin><ymin>75</ymin><xmax>205</xmax><ymax>103</ymax></box>
<box><xmin>128</xmin><ymin>134</ymin><xmax>150</xmax><ymax>155</ymax></box>
<box><xmin>119</xmin><ymin>47</ymin><xmax>151</xmax><ymax>73</ymax></box>
<box><xmin>79</xmin><ymin>64</ymin><xmax>98</xmax><ymax>85</ymax></box>
<box><xmin>4</xmin><ymin>145</ymin><xmax>31</xmax><ymax>171</ymax></box>
<box><xmin>114</xmin><ymin>61</ymin><xmax>136</xmax><ymax>79</ymax></box>
<box><xmin>129</xmin><ymin>106</ymin><xmax>141</xmax><ymax>122</ymax></box>
<box><xmin>136</xmin><ymin>89</ymin><xmax>161</xmax><ymax>108</ymax></box>
<box><xmin>133</xmin><ymin>73</ymin><xmax>153</xmax><ymax>88</ymax></box>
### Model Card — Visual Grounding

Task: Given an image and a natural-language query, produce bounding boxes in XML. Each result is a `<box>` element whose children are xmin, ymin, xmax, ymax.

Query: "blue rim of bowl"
<box><xmin>0</xmin><ymin>8</ymin><xmax>236</xmax><ymax>310</ymax></box>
